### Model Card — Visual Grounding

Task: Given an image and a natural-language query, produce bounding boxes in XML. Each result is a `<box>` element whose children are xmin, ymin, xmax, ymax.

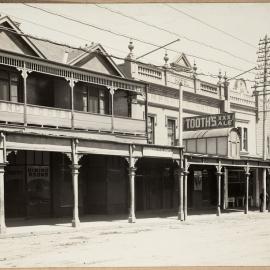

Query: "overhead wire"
<box><xmin>0</xmin><ymin>11</ymin><xmax>137</xmax><ymax>60</ymax></box>
<box><xmin>94</xmin><ymin>4</ymin><xmax>256</xmax><ymax>65</ymax></box>
<box><xmin>22</xmin><ymin>3</ymin><xmax>256</xmax><ymax>74</ymax></box>
<box><xmin>164</xmin><ymin>4</ymin><xmax>257</xmax><ymax>49</ymax></box>
<box><xmin>0</xmin><ymin>25</ymin><xmax>256</xmax><ymax>84</ymax></box>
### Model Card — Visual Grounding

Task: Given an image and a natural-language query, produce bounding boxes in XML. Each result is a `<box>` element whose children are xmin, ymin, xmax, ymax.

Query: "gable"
<box><xmin>68</xmin><ymin>44</ymin><xmax>125</xmax><ymax>77</ymax></box>
<box><xmin>0</xmin><ymin>17</ymin><xmax>45</xmax><ymax>58</ymax></box>
<box><xmin>171</xmin><ymin>53</ymin><xmax>192</xmax><ymax>71</ymax></box>
<box><xmin>74</xmin><ymin>53</ymin><xmax>120</xmax><ymax>76</ymax></box>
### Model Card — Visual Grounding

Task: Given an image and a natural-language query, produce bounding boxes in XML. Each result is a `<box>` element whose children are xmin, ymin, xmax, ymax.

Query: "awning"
<box><xmin>183</xmin><ymin>127</ymin><xmax>239</xmax><ymax>140</ymax></box>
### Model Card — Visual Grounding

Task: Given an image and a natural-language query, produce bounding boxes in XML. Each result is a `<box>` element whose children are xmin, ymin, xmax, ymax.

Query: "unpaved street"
<box><xmin>1</xmin><ymin>211</ymin><xmax>270</xmax><ymax>267</ymax></box>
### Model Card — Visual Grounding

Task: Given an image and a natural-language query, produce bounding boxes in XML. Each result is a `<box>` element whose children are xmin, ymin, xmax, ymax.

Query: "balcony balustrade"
<box><xmin>0</xmin><ymin>100</ymin><xmax>146</xmax><ymax>136</ymax></box>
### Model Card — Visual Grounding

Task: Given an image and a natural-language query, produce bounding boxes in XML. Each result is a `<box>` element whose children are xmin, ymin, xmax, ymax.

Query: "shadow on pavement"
<box><xmin>5</xmin><ymin>207</ymin><xmax>260</xmax><ymax>229</ymax></box>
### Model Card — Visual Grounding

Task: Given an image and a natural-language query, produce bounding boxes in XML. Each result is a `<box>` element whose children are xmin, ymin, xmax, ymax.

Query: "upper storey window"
<box><xmin>0</xmin><ymin>70</ymin><xmax>20</xmax><ymax>102</ymax></box>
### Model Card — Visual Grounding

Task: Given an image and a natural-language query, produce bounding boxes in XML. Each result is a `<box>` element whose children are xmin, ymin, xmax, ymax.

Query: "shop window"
<box><xmin>147</xmin><ymin>115</ymin><xmax>155</xmax><ymax>144</ymax></box>
<box><xmin>167</xmin><ymin>118</ymin><xmax>176</xmax><ymax>146</ymax></box>
<box><xmin>0</xmin><ymin>70</ymin><xmax>20</xmax><ymax>102</ymax></box>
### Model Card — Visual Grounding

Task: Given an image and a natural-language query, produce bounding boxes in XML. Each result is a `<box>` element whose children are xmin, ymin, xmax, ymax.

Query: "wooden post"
<box><xmin>216</xmin><ymin>161</ymin><xmax>222</xmax><ymax>216</ymax></box>
<box><xmin>262</xmin><ymin>168</ymin><xmax>267</xmax><ymax>212</ymax></box>
<box><xmin>128</xmin><ymin>145</ymin><xmax>137</xmax><ymax>223</ymax></box>
<box><xmin>223</xmin><ymin>167</ymin><xmax>228</xmax><ymax>209</ymax></box>
<box><xmin>0</xmin><ymin>133</ymin><xmax>6</xmax><ymax>234</ymax></box>
<box><xmin>244</xmin><ymin>165</ymin><xmax>250</xmax><ymax>214</ymax></box>
<box><xmin>70</xmin><ymin>139</ymin><xmax>80</xmax><ymax>227</ymax></box>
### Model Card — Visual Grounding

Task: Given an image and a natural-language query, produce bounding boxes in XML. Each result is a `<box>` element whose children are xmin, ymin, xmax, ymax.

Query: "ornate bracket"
<box><xmin>109</xmin><ymin>86</ymin><xmax>118</xmax><ymax>96</ymax></box>
<box><xmin>125</xmin><ymin>156</ymin><xmax>138</xmax><ymax>169</ymax></box>
<box><xmin>17</xmin><ymin>67</ymin><xmax>32</xmax><ymax>79</ymax></box>
<box><xmin>183</xmin><ymin>159</ymin><xmax>190</xmax><ymax>175</ymax></box>
<box><xmin>244</xmin><ymin>164</ymin><xmax>250</xmax><ymax>176</ymax></box>
<box><xmin>65</xmin><ymin>77</ymin><xmax>78</xmax><ymax>88</ymax></box>
<box><xmin>215</xmin><ymin>161</ymin><xmax>223</xmax><ymax>175</ymax></box>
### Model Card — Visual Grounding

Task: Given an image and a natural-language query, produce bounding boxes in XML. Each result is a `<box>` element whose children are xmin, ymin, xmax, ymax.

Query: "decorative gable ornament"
<box><xmin>233</xmin><ymin>78</ymin><xmax>251</xmax><ymax>95</ymax></box>
<box><xmin>170</xmin><ymin>53</ymin><xmax>192</xmax><ymax>72</ymax></box>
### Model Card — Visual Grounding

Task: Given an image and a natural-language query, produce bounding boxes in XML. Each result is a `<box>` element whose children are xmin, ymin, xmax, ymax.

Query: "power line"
<box><xmin>0</xmin><ymin>24</ymin><xmax>256</xmax><ymax>84</ymax></box>
<box><xmin>22</xmin><ymin>3</ymin><xmax>255</xmax><ymax>73</ymax></box>
<box><xmin>228</xmin><ymin>67</ymin><xmax>256</xmax><ymax>81</ymax></box>
<box><xmin>0</xmin><ymin>11</ymin><xmax>132</xmax><ymax>57</ymax></box>
<box><xmin>164</xmin><ymin>4</ymin><xmax>256</xmax><ymax>50</ymax></box>
<box><xmin>94</xmin><ymin>4</ymin><xmax>256</xmax><ymax>65</ymax></box>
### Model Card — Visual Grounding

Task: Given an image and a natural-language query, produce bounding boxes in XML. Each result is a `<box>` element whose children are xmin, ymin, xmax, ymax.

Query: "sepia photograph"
<box><xmin>0</xmin><ymin>2</ymin><xmax>270</xmax><ymax>267</ymax></box>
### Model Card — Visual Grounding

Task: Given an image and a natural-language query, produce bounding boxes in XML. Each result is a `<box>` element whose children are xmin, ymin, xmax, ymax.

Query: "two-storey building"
<box><xmin>119</xmin><ymin>41</ymin><xmax>270</xmax><ymax>217</ymax></box>
<box><xmin>0</xmin><ymin>16</ymin><xmax>183</xmax><ymax>234</ymax></box>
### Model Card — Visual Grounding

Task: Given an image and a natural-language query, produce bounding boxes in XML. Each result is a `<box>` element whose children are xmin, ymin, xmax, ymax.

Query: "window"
<box><xmin>237</xmin><ymin>126</ymin><xmax>248</xmax><ymax>152</ymax></box>
<box><xmin>243</xmin><ymin>128</ymin><xmax>248</xmax><ymax>151</ymax></box>
<box><xmin>167</xmin><ymin>119</ymin><xmax>176</xmax><ymax>146</ymax></box>
<box><xmin>147</xmin><ymin>116</ymin><xmax>155</xmax><ymax>144</ymax></box>
<box><xmin>0</xmin><ymin>70</ymin><xmax>20</xmax><ymax>102</ymax></box>
<box><xmin>267</xmin><ymin>136</ymin><xmax>270</xmax><ymax>156</ymax></box>
<box><xmin>237</xmin><ymin>127</ymin><xmax>242</xmax><ymax>150</ymax></box>
<box><xmin>76</xmin><ymin>84</ymin><xmax>109</xmax><ymax>114</ymax></box>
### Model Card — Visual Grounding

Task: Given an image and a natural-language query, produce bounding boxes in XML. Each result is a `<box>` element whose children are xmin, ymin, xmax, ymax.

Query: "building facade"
<box><xmin>119</xmin><ymin>42</ymin><xmax>270</xmax><ymax>216</ymax></box>
<box><xmin>0</xmin><ymin>17</ymin><xmax>183</xmax><ymax>234</ymax></box>
<box><xmin>0</xmin><ymin>17</ymin><xmax>269</xmax><ymax>234</ymax></box>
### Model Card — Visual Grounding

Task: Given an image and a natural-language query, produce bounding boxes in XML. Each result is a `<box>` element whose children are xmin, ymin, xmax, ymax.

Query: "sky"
<box><xmin>0</xmin><ymin>3</ymin><xmax>269</xmax><ymax>83</ymax></box>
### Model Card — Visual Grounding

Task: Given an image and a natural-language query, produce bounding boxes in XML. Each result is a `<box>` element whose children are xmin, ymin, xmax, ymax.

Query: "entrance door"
<box><xmin>5</xmin><ymin>165</ymin><xmax>26</xmax><ymax>218</ymax></box>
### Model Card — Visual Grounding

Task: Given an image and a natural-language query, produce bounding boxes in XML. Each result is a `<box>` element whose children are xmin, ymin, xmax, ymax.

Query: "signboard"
<box><xmin>27</xmin><ymin>166</ymin><xmax>50</xmax><ymax>208</ymax></box>
<box><xmin>183</xmin><ymin>113</ymin><xmax>235</xmax><ymax>131</ymax></box>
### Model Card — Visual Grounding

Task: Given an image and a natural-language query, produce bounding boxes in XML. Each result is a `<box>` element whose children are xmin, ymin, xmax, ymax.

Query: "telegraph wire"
<box><xmin>0</xmin><ymin>11</ymin><xmax>127</xmax><ymax>56</ymax></box>
<box><xmin>0</xmin><ymin>25</ymin><xmax>255</xmax><ymax>84</ymax></box>
<box><xmin>94</xmin><ymin>4</ymin><xmax>255</xmax><ymax>65</ymax></box>
<box><xmin>164</xmin><ymin>4</ymin><xmax>256</xmax><ymax>49</ymax></box>
<box><xmin>22</xmin><ymin>3</ymin><xmax>256</xmax><ymax>73</ymax></box>
<box><xmin>228</xmin><ymin>67</ymin><xmax>257</xmax><ymax>81</ymax></box>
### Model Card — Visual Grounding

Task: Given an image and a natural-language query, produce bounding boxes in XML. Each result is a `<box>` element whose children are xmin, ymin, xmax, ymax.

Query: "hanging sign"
<box><xmin>183</xmin><ymin>113</ymin><xmax>235</xmax><ymax>131</ymax></box>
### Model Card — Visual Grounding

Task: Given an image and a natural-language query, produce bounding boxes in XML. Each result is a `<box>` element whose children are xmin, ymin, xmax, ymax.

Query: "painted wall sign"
<box><xmin>183</xmin><ymin>113</ymin><xmax>235</xmax><ymax>131</ymax></box>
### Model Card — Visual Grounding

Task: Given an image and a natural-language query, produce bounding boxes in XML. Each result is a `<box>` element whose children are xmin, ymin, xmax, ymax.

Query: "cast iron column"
<box><xmin>18</xmin><ymin>64</ymin><xmax>29</xmax><ymax>126</ymax></box>
<box><xmin>223</xmin><ymin>167</ymin><xmax>228</xmax><ymax>209</ymax></box>
<box><xmin>68</xmin><ymin>77</ymin><xmax>77</xmax><ymax>129</ymax></box>
<box><xmin>183</xmin><ymin>157</ymin><xmax>189</xmax><ymax>221</ymax></box>
<box><xmin>70</xmin><ymin>139</ymin><xmax>80</xmax><ymax>227</ymax></box>
<box><xmin>0</xmin><ymin>133</ymin><xmax>6</xmax><ymax>234</ymax></box>
<box><xmin>262</xmin><ymin>168</ymin><xmax>267</xmax><ymax>212</ymax></box>
<box><xmin>128</xmin><ymin>144</ymin><xmax>137</xmax><ymax>223</ymax></box>
<box><xmin>216</xmin><ymin>161</ymin><xmax>223</xmax><ymax>216</ymax></box>
<box><xmin>244</xmin><ymin>165</ymin><xmax>250</xmax><ymax>214</ymax></box>
<box><xmin>177</xmin><ymin>158</ymin><xmax>184</xmax><ymax>221</ymax></box>
<box><xmin>109</xmin><ymin>87</ymin><xmax>115</xmax><ymax>133</ymax></box>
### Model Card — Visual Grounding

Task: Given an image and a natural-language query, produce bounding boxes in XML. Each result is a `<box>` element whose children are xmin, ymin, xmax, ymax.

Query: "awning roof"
<box><xmin>183</xmin><ymin>128</ymin><xmax>238</xmax><ymax>139</ymax></box>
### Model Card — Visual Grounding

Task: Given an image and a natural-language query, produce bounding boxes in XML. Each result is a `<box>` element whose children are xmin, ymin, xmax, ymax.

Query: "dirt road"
<box><xmin>1</xmin><ymin>211</ymin><xmax>270</xmax><ymax>267</ymax></box>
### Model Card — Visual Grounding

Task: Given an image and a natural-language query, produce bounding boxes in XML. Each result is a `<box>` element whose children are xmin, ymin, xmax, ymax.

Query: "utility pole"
<box><xmin>254</xmin><ymin>35</ymin><xmax>270</xmax><ymax>212</ymax></box>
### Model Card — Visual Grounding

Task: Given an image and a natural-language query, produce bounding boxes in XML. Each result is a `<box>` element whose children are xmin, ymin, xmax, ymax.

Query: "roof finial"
<box><xmin>193</xmin><ymin>61</ymin><xmax>197</xmax><ymax>78</ymax></box>
<box><xmin>224</xmin><ymin>71</ymin><xmax>228</xmax><ymax>81</ymax></box>
<box><xmin>217</xmin><ymin>69</ymin><xmax>222</xmax><ymax>85</ymax></box>
<box><xmin>164</xmin><ymin>50</ymin><xmax>169</xmax><ymax>68</ymax></box>
<box><xmin>127</xmin><ymin>40</ymin><xmax>134</xmax><ymax>59</ymax></box>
